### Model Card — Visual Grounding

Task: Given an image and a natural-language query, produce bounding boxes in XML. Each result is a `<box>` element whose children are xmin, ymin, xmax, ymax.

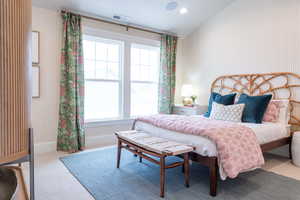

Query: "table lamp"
<box><xmin>181</xmin><ymin>84</ymin><xmax>197</xmax><ymax>106</ymax></box>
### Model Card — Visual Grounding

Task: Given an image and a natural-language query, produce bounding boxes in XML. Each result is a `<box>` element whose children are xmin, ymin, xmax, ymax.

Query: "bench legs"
<box><xmin>116</xmin><ymin>138</ymin><xmax>191</xmax><ymax>198</ymax></box>
<box><xmin>117</xmin><ymin>140</ymin><xmax>122</xmax><ymax>168</ymax></box>
<box><xmin>160</xmin><ymin>153</ymin><xmax>190</xmax><ymax>198</ymax></box>
<box><xmin>160</xmin><ymin>156</ymin><xmax>166</xmax><ymax>198</ymax></box>
<box><xmin>184</xmin><ymin>153</ymin><xmax>190</xmax><ymax>188</ymax></box>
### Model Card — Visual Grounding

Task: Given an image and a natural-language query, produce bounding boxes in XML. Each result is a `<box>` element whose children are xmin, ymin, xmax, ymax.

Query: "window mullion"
<box><xmin>131</xmin><ymin>80</ymin><xmax>156</xmax><ymax>84</ymax></box>
<box><xmin>85</xmin><ymin>79</ymin><xmax>119</xmax><ymax>82</ymax></box>
<box><xmin>119</xmin><ymin>42</ymin><xmax>125</xmax><ymax>118</ymax></box>
<box><xmin>123</xmin><ymin>41</ymin><xmax>131</xmax><ymax>119</ymax></box>
<box><xmin>94</xmin><ymin>42</ymin><xmax>97</xmax><ymax>78</ymax></box>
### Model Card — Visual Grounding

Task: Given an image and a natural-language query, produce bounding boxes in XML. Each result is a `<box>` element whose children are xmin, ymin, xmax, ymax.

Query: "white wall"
<box><xmin>32</xmin><ymin>7</ymin><xmax>61</xmax><ymax>153</ymax></box>
<box><xmin>177</xmin><ymin>0</ymin><xmax>300</xmax><ymax>104</ymax></box>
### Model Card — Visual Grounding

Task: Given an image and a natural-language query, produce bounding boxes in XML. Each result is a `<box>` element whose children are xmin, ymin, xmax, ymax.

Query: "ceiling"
<box><xmin>32</xmin><ymin>0</ymin><xmax>235</xmax><ymax>37</ymax></box>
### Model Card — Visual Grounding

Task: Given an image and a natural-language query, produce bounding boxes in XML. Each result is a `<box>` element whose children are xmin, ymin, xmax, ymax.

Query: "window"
<box><xmin>131</xmin><ymin>44</ymin><xmax>160</xmax><ymax>116</ymax></box>
<box><xmin>83</xmin><ymin>36</ymin><xmax>123</xmax><ymax>121</ymax></box>
<box><xmin>83</xmin><ymin>33</ymin><xmax>160</xmax><ymax>121</ymax></box>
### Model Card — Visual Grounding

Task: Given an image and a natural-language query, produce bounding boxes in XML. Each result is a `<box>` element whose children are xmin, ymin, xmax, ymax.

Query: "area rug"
<box><xmin>60</xmin><ymin>147</ymin><xmax>300</xmax><ymax>200</ymax></box>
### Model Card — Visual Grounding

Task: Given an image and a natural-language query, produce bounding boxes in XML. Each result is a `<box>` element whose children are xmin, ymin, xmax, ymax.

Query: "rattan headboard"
<box><xmin>211</xmin><ymin>72</ymin><xmax>300</xmax><ymax>129</ymax></box>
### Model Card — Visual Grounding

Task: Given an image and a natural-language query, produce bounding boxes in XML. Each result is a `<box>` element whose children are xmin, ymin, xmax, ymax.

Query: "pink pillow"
<box><xmin>262</xmin><ymin>101</ymin><xmax>281</xmax><ymax>122</ymax></box>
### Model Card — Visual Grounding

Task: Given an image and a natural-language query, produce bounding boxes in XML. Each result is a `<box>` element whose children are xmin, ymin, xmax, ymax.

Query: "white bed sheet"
<box><xmin>134</xmin><ymin>120</ymin><xmax>290</xmax><ymax>157</ymax></box>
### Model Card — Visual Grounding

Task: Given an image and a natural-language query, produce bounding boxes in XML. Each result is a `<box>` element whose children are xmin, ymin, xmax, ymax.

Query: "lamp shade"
<box><xmin>181</xmin><ymin>84</ymin><xmax>194</xmax><ymax>97</ymax></box>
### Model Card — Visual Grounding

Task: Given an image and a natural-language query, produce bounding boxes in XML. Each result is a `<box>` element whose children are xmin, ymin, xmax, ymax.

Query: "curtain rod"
<box><xmin>61</xmin><ymin>10</ymin><xmax>167</xmax><ymax>36</ymax></box>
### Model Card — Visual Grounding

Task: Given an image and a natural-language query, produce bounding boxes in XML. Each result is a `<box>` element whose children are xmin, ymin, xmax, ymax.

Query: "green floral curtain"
<box><xmin>57</xmin><ymin>12</ymin><xmax>85</xmax><ymax>152</ymax></box>
<box><xmin>158</xmin><ymin>35</ymin><xmax>178</xmax><ymax>114</ymax></box>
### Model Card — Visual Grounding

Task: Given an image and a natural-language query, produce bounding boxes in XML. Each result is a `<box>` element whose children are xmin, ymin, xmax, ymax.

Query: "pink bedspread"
<box><xmin>135</xmin><ymin>114</ymin><xmax>264</xmax><ymax>179</ymax></box>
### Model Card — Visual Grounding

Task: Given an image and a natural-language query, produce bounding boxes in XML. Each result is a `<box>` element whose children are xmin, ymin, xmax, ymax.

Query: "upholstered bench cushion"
<box><xmin>115</xmin><ymin>130</ymin><xmax>194</xmax><ymax>156</ymax></box>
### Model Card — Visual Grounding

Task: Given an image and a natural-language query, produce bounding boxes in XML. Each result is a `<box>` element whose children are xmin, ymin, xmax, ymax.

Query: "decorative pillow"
<box><xmin>263</xmin><ymin>99</ymin><xmax>290</xmax><ymax>124</ymax></box>
<box><xmin>262</xmin><ymin>100</ymin><xmax>280</xmax><ymax>122</ymax></box>
<box><xmin>204</xmin><ymin>92</ymin><xmax>236</xmax><ymax>117</ymax></box>
<box><xmin>237</xmin><ymin>93</ymin><xmax>272</xmax><ymax>124</ymax></box>
<box><xmin>209</xmin><ymin>102</ymin><xmax>245</xmax><ymax>122</ymax></box>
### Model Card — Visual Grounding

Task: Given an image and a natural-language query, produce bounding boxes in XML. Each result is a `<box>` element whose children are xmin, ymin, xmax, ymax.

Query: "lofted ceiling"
<box><xmin>32</xmin><ymin>0</ymin><xmax>235</xmax><ymax>37</ymax></box>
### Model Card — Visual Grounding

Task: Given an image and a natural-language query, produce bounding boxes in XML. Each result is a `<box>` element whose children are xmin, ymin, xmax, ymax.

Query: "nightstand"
<box><xmin>172</xmin><ymin>105</ymin><xmax>207</xmax><ymax>116</ymax></box>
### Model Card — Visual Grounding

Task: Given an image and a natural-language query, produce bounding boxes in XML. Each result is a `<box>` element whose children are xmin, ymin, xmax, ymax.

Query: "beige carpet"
<box><xmin>22</xmin><ymin>146</ymin><xmax>300</xmax><ymax>200</ymax></box>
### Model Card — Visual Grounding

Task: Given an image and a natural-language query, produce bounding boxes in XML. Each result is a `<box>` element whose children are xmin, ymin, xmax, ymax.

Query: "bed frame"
<box><xmin>193</xmin><ymin>72</ymin><xmax>300</xmax><ymax>196</ymax></box>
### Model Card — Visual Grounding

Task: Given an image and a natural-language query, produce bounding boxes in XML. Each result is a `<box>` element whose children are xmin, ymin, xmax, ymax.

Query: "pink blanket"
<box><xmin>134</xmin><ymin>114</ymin><xmax>264</xmax><ymax>179</ymax></box>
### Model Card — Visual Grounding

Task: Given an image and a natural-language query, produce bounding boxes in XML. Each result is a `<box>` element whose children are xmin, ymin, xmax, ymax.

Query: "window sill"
<box><xmin>85</xmin><ymin>118</ymin><xmax>135</xmax><ymax>128</ymax></box>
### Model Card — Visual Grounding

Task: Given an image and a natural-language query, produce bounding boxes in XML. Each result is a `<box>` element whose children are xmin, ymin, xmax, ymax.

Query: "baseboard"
<box><xmin>34</xmin><ymin>141</ymin><xmax>56</xmax><ymax>155</ymax></box>
<box><xmin>34</xmin><ymin>134</ymin><xmax>116</xmax><ymax>155</ymax></box>
<box><xmin>86</xmin><ymin>134</ymin><xmax>116</xmax><ymax>148</ymax></box>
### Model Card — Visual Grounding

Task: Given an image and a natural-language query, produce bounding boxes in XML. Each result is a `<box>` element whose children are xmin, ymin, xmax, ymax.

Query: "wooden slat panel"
<box><xmin>0</xmin><ymin>0</ymin><xmax>32</xmax><ymax>164</ymax></box>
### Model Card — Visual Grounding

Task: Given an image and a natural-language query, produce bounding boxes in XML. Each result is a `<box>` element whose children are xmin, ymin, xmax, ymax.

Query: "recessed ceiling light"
<box><xmin>179</xmin><ymin>7</ymin><xmax>188</xmax><ymax>15</ymax></box>
<box><xmin>113</xmin><ymin>15</ymin><xmax>131</xmax><ymax>22</ymax></box>
<box><xmin>113</xmin><ymin>15</ymin><xmax>121</xmax><ymax>20</ymax></box>
<box><xmin>166</xmin><ymin>1</ymin><xmax>178</xmax><ymax>11</ymax></box>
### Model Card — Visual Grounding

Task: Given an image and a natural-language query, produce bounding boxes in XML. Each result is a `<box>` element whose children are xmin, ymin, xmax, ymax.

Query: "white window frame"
<box><xmin>130</xmin><ymin>43</ymin><xmax>160</xmax><ymax>117</ymax></box>
<box><xmin>83</xmin><ymin>27</ymin><xmax>160</xmax><ymax>126</ymax></box>
<box><xmin>83</xmin><ymin>35</ymin><xmax>124</xmax><ymax>122</ymax></box>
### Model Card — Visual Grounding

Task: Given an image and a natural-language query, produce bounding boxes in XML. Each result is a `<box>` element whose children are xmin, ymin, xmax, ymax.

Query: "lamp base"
<box><xmin>182</xmin><ymin>97</ymin><xmax>193</xmax><ymax>106</ymax></box>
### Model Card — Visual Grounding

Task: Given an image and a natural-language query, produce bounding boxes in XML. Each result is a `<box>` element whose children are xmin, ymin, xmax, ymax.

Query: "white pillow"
<box><xmin>209</xmin><ymin>102</ymin><xmax>245</xmax><ymax>122</ymax></box>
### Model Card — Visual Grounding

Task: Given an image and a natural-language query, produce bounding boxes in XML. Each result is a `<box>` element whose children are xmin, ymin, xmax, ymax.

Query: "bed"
<box><xmin>135</xmin><ymin>120</ymin><xmax>291</xmax><ymax>157</ymax></box>
<box><xmin>133</xmin><ymin>72</ymin><xmax>300</xmax><ymax>196</ymax></box>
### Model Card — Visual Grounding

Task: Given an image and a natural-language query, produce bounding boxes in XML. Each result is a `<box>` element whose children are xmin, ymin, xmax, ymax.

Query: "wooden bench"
<box><xmin>115</xmin><ymin>130</ymin><xmax>195</xmax><ymax>198</ymax></box>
